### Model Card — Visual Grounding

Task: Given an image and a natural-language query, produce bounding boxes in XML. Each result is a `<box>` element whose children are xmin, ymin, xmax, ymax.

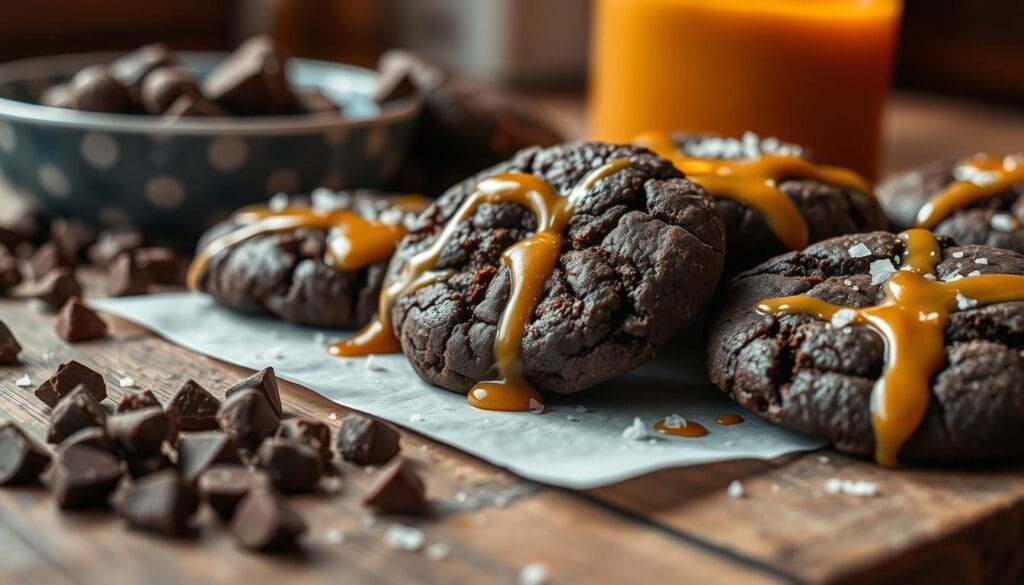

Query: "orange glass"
<box><xmin>589</xmin><ymin>0</ymin><xmax>902</xmax><ymax>180</ymax></box>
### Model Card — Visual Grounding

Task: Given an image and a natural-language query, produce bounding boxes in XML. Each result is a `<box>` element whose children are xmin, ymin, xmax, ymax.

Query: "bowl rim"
<box><xmin>0</xmin><ymin>51</ymin><xmax>421</xmax><ymax>136</ymax></box>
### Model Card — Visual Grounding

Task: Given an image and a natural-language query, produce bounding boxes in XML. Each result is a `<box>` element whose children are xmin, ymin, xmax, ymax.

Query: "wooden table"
<box><xmin>1</xmin><ymin>93</ymin><xmax>1024</xmax><ymax>585</ymax></box>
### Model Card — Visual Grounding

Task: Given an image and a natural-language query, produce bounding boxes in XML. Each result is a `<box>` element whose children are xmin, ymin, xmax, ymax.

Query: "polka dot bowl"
<box><xmin>0</xmin><ymin>52</ymin><xmax>420</xmax><ymax>244</ymax></box>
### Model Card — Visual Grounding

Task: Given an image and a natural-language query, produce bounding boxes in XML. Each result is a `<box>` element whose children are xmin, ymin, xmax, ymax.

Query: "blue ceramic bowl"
<box><xmin>0</xmin><ymin>51</ymin><xmax>420</xmax><ymax>244</ymax></box>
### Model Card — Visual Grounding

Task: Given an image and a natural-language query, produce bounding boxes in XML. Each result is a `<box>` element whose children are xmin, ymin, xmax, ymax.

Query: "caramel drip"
<box><xmin>186</xmin><ymin>203</ymin><xmax>420</xmax><ymax>290</ymax></box>
<box><xmin>335</xmin><ymin>160</ymin><xmax>633</xmax><ymax>412</ymax></box>
<box><xmin>654</xmin><ymin>418</ymin><xmax>709</xmax><ymax>438</ymax></box>
<box><xmin>916</xmin><ymin>154</ymin><xmax>1024</xmax><ymax>228</ymax></box>
<box><xmin>714</xmin><ymin>414</ymin><xmax>744</xmax><ymax>426</ymax></box>
<box><xmin>635</xmin><ymin>131</ymin><xmax>872</xmax><ymax>251</ymax></box>
<box><xmin>756</xmin><ymin>228</ymin><xmax>1024</xmax><ymax>466</ymax></box>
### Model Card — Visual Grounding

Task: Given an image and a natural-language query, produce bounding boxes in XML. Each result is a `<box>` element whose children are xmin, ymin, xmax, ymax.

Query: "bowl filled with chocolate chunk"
<box><xmin>0</xmin><ymin>37</ymin><xmax>421</xmax><ymax>244</ymax></box>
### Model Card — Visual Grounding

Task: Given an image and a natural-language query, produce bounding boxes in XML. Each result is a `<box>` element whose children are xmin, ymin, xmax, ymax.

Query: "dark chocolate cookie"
<box><xmin>193</xmin><ymin>191</ymin><xmax>420</xmax><ymax>328</ymax></box>
<box><xmin>376</xmin><ymin>50</ymin><xmax>564</xmax><ymax>196</ymax></box>
<box><xmin>877</xmin><ymin>156</ymin><xmax>1024</xmax><ymax>253</ymax></box>
<box><xmin>708</xmin><ymin>230</ymin><xmax>1024</xmax><ymax>462</ymax></box>
<box><xmin>671</xmin><ymin>133</ymin><xmax>888</xmax><ymax>276</ymax></box>
<box><xmin>389</xmin><ymin>141</ymin><xmax>725</xmax><ymax>395</ymax></box>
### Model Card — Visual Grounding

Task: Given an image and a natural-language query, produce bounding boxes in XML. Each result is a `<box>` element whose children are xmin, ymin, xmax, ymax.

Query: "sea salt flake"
<box><xmin>956</xmin><ymin>292</ymin><xmax>979</xmax><ymax>310</ymax></box>
<box><xmin>471</xmin><ymin>388</ymin><xmax>488</xmax><ymax>401</ymax></box>
<box><xmin>975</xmin><ymin>258</ymin><xmax>989</xmax><ymax>265</ymax></box>
<box><xmin>869</xmin><ymin>259</ymin><xmax>897</xmax><ymax>285</ymax></box>
<box><xmin>967</xmin><ymin>270</ymin><xmax>982</xmax><ymax>277</ymax></box>
<box><xmin>991</xmin><ymin>214</ymin><xmax>1019</xmax><ymax>232</ymax></box>
<box><xmin>520</xmin><ymin>563</ymin><xmax>550</xmax><ymax>585</ymax></box>
<box><xmin>364</xmin><ymin>354</ymin><xmax>386</xmax><ymax>372</ymax></box>
<box><xmin>118</xmin><ymin>376</ymin><xmax>135</xmax><ymax>388</ymax></box>
<box><xmin>726</xmin><ymin>480</ymin><xmax>745</xmax><ymax>499</ymax></box>
<box><xmin>361</xmin><ymin>513</ymin><xmax>377</xmax><ymax>528</ymax></box>
<box><xmin>847</xmin><ymin>242</ymin><xmax>872</xmax><ymax>258</ymax></box>
<box><xmin>268</xmin><ymin>192</ymin><xmax>290</xmax><ymax>211</ymax></box>
<box><xmin>324</xmin><ymin>528</ymin><xmax>345</xmax><ymax>544</ymax></box>
<box><xmin>943</xmin><ymin>271</ymin><xmax>964</xmax><ymax>282</ymax></box>
<box><xmin>321</xmin><ymin>476</ymin><xmax>343</xmax><ymax>494</ymax></box>
<box><xmin>843</xmin><ymin>279</ymin><xmax>853</xmax><ymax>286</ymax></box>
<box><xmin>408</xmin><ymin>413</ymin><xmax>423</xmax><ymax>423</ymax></box>
<box><xmin>327</xmin><ymin>412</ymin><xmax>337</xmax><ymax>421</ymax></box>
<box><xmin>923</xmin><ymin>273</ymin><xmax>937</xmax><ymax>281</ymax></box>
<box><xmin>426</xmin><ymin>542</ymin><xmax>451</xmax><ymax>561</ymax></box>
<box><xmin>15</xmin><ymin>374</ymin><xmax>31</xmax><ymax>387</ymax></box>
<box><xmin>621</xmin><ymin>417</ymin><xmax>648</xmax><ymax>441</ymax></box>
<box><xmin>385</xmin><ymin>524</ymin><xmax>424</xmax><ymax>551</ymax></box>
<box><xmin>528</xmin><ymin>399</ymin><xmax>544</xmax><ymax>414</ymax></box>
<box><xmin>952</xmin><ymin>251</ymin><xmax>964</xmax><ymax>258</ymax></box>
<box><xmin>830</xmin><ymin>308</ymin><xmax>857</xmax><ymax>329</ymax></box>
<box><xmin>817</xmin><ymin>455</ymin><xmax>830</xmax><ymax>464</ymax></box>
<box><xmin>663</xmin><ymin>413</ymin><xmax>688</xmax><ymax>429</ymax></box>
<box><xmin>824</xmin><ymin>478</ymin><xmax>879</xmax><ymax>497</ymax></box>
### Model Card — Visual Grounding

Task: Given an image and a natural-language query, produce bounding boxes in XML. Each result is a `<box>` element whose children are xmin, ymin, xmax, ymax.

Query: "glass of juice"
<box><xmin>589</xmin><ymin>0</ymin><xmax>903</xmax><ymax>180</ymax></box>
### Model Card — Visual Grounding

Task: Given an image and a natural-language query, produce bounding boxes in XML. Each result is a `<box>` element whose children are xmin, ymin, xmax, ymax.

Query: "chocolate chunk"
<box><xmin>50</xmin><ymin>218</ymin><xmax>97</xmax><ymax>261</ymax></box>
<box><xmin>373</xmin><ymin>65</ymin><xmax>418</xmax><ymax>105</ymax></box>
<box><xmin>125</xmin><ymin>453</ymin><xmax>172</xmax><ymax>479</ymax></box>
<box><xmin>117</xmin><ymin>469</ymin><xmax>198</xmax><ymax>535</ymax></box>
<box><xmin>0</xmin><ymin>422</ymin><xmax>51</xmax><ymax>485</ymax></box>
<box><xmin>55</xmin><ymin>297</ymin><xmax>108</xmax><ymax>342</ymax></box>
<box><xmin>0</xmin><ymin>320</ymin><xmax>21</xmax><ymax>364</ymax></box>
<box><xmin>4</xmin><ymin>208</ymin><xmax>50</xmax><ymax>247</ymax></box>
<box><xmin>337</xmin><ymin>413</ymin><xmax>400</xmax><ymax>466</ymax></box>
<box><xmin>225</xmin><ymin>367</ymin><xmax>282</xmax><ymax>417</ymax></box>
<box><xmin>107</xmin><ymin>407</ymin><xmax>169</xmax><ymax>456</ymax></box>
<box><xmin>362</xmin><ymin>459</ymin><xmax>427</xmax><ymax>515</ymax></box>
<box><xmin>0</xmin><ymin>254</ymin><xmax>23</xmax><ymax>293</ymax></box>
<box><xmin>41</xmin><ymin>83</ymin><xmax>76</xmax><ymax>108</ymax></box>
<box><xmin>29</xmin><ymin>269</ymin><xmax>82</xmax><ymax>310</ymax></box>
<box><xmin>166</xmin><ymin>379</ymin><xmax>220</xmax><ymax>431</ymax></box>
<box><xmin>50</xmin><ymin>444</ymin><xmax>122</xmax><ymax>508</ymax></box>
<box><xmin>116</xmin><ymin>389</ymin><xmax>160</xmax><ymax>413</ymax></box>
<box><xmin>28</xmin><ymin>241</ymin><xmax>76</xmax><ymax>280</ymax></box>
<box><xmin>162</xmin><ymin>94</ymin><xmax>230</xmax><ymax>119</ymax></box>
<box><xmin>140</xmin><ymin>66</ymin><xmax>200</xmax><ymax>114</ymax></box>
<box><xmin>69</xmin><ymin>65</ymin><xmax>133</xmax><ymax>114</ymax></box>
<box><xmin>203</xmin><ymin>36</ymin><xmax>296</xmax><ymax>115</ymax></box>
<box><xmin>177</xmin><ymin>432</ymin><xmax>240</xmax><ymax>482</ymax></box>
<box><xmin>276</xmin><ymin>418</ymin><xmax>331</xmax><ymax>466</ymax></box>
<box><xmin>216</xmin><ymin>389</ymin><xmax>280</xmax><ymax>451</ymax></box>
<box><xmin>134</xmin><ymin>247</ymin><xmax>183</xmax><ymax>285</ymax></box>
<box><xmin>199</xmin><ymin>465</ymin><xmax>269</xmax><ymax>521</ymax></box>
<box><xmin>46</xmin><ymin>385</ymin><xmax>108</xmax><ymax>444</ymax></box>
<box><xmin>110</xmin><ymin>43</ymin><xmax>178</xmax><ymax>100</ymax></box>
<box><xmin>255</xmin><ymin>436</ymin><xmax>322</xmax><ymax>493</ymax></box>
<box><xmin>35</xmin><ymin>360</ymin><xmax>107</xmax><ymax>407</ymax></box>
<box><xmin>106</xmin><ymin>252</ymin><xmax>153</xmax><ymax>297</ymax></box>
<box><xmin>295</xmin><ymin>89</ymin><xmax>340</xmax><ymax>114</ymax></box>
<box><xmin>88</xmin><ymin>227</ymin><xmax>144</xmax><ymax>267</ymax></box>
<box><xmin>60</xmin><ymin>427</ymin><xmax>114</xmax><ymax>453</ymax></box>
<box><xmin>230</xmin><ymin>487</ymin><xmax>306</xmax><ymax>551</ymax></box>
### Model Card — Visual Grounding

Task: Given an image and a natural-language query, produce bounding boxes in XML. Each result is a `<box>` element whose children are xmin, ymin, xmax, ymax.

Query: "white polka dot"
<box><xmin>207</xmin><ymin>137</ymin><xmax>249</xmax><ymax>171</ymax></box>
<box><xmin>146</xmin><ymin>176</ymin><xmax>186</xmax><ymax>209</ymax></box>
<box><xmin>325</xmin><ymin>127</ymin><xmax>348</xmax><ymax>146</ymax></box>
<box><xmin>265</xmin><ymin>169</ymin><xmax>300</xmax><ymax>195</ymax></box>
<box><xmin>365</xmin><ymin>126</ymin><xmax>388</xmax><ymax>157</ymax></box>
<box><xmin>38</xmin><ymin>164</ymin><xmax>70</xmax><ymax>198</ymax></box>
<box><xmin>0</xmin><ymin>121</ymin><xmax>15</xmax><ymax>153</ymax></box>
<box><xmin>99</xmin><ymin>207</ymin><xmax>131</xmax><ymax>226</ymax></box>
<box><xmin>80</xmin><ymin>132</ymin><xmax>119</xmax><ymax>169</ymax></box>
<box><xmin>319</xmin><ymin>171</ymin><xmax>345</xmax><ymax>190</ymax></box>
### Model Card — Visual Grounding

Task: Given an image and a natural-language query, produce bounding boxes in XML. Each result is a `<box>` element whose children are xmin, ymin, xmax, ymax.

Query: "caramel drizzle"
<box><xmin>654</xmin><ymin>418</ymin><xmax>708</xmax><ymax>438</ymax></box>
<box><xmin>186</xmin><ymin>203</ymin><xmax>419</xmax><ymax>290</ymax></box>
<box><xmin>916</xmin><ymin>154</ymin><xmax>1024</xmax><ymax>229</ymax></box>
<box><xmin>756</xmin><ymin>229</ymin><xmax>1024</xmax><ymax>466</ymax></box>
<box><xmin>635</xmin><ymin>132</ymin><xmax>872</xmax><ymax>250</ymax></box>
<box><xmin>334</xmin><ymin>160</ymin><xmax>633</xmax><ymax>412</ymax></box>
<box><xmin>714</xmin><ymin>414</ymin><xmax>744</xmax><ymax>426</ymax></box>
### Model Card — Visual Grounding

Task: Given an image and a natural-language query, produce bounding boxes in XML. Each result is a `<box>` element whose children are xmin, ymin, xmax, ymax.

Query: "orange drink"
<box><xmin>589</xmin><ymin>0</ymin><xmax>902</xmax><ymax>179</ymax></box>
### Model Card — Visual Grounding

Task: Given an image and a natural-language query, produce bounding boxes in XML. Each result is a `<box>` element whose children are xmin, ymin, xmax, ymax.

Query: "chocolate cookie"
<box><xmin>385</xmin><ymin>141</ymin><xmax>725</xmax><ymax>396</ymax></box>
<box><xmin>191</xmin><ymin>190</ymin><xmax>425</xmax><ymax>328</ymax></box>
<box><xmin>708</xmin><ymin>230</ymin><xmax>1024</xmax><ymax>463</ymax></box>
<box><xmin>877</xmin><ymin>155</ymin><xmax>1024</xmax><ymax>254</ymax></box>
<box><xmin>641</xmin><ymin>132</ymin><xmax>887</xmax><ymax>275</ymax></box>
<box><xmin>376</xmin><ymin>50</ymin><xmax>563</xmax><ymax>196</ymax></box>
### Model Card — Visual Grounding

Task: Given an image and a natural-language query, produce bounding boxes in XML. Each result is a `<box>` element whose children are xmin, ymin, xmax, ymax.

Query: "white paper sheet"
<box><xmin>92</xmin><ymin>293</ymin><xmax>822</xmax><ymax>488</ymax></box>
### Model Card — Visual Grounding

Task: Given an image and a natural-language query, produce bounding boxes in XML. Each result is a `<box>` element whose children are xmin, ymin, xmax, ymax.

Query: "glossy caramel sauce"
<box><xmin>916</xmin><ymin>154</ymin><xmax>1024</xmax><ymax>229</ymax></box>
<box><xmin>335</xmin><ymin>160</ymin><xmax>633</xmax><ymax>412</ymax></box>
<box><xmin>714</xmin><ymin>414</ymin><xmax>744</xmax><ymax>426</ymax></box>
<box><xmin>654</xmin><ymin>417</ymin><xmax>709</xmax><ymax>438</ymax></box>
<box><xmin>756</xmin><ymin>228</ymin><xmax>1024</xmax><ymax>466</ymax></box>
<box><xmin>635</xmin><ymin>131</ymin><xmax>872</xmax><ymax>251</ymax></box>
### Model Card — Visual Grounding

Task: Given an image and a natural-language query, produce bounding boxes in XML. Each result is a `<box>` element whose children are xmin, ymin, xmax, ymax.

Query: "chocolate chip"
<box><xmin>50</xmin><ymin>444</ymin><xmax>122</xmax><ymax>508</ymax></box>
<box><xmin>255</xmin><ymin>436</ymin><xmax>322</xmax><ymax>493</ymax></box>
<box><xmin>28</xmin><ymin>241</ymin><xmax>76</xmax><ymax>280</ymax></box>
<box><xmin>29</xmin><ymin>269</ymin><xmax>82</xmax><ymax>311</ymax></box>
<box><xmin>133</xmin><ymin>247</ymin><xmax>183</xmax><ymax>285</ymax></box>
<box><xmin>106</xmin><ymin>252</ymin><xmax>153</xmax><ymax>297</ymax></box>
<box><xmin>41</xmin><ymin>83</ymin><xmax>76</xmax><ymax>108</ymax></box>
<box><xmin>88</xmin><ymin>227</ymin><xmax>144</xmax><ymax>267</ymax></box>
<box><xmin>69</xmin><ymin>65</ymin><xmax>133</xmax><ymax>114</ymax></box>
<box><xmin>117</xmin><ymin>469</ymin><xmax>198</xmax><ymax>535</ymax></box>
<box><xmin>337</xmin><ymin>414</ymin><xmax>400</xmax><ymax>466</ymax></box>
<box><xmin>217</xmin><ymin>388</ymin><xmax>280</xmax><ymax>451</ymax></box>
<box><xmin>60</xmin><ymin>427</ymin><xmax>114</xmax><ymax>453</ymax></box>
<box><xmin>0</xmin><ymin>422</ymin><xmax>51</xmax><ymax>485</ymax></box>
<box><xmin>50</xmin><ymin>218</ymin><xmax>97</xmax><ymax>261</ymax></box>
<box><xmin>35</xmin><ymin>360</ymin><xmax>107</xmax><ymax>407</ymax></box>
<box><xmin>0</xmin><ymin>254</ymin><xmax>23</xmax><ymax>293</ymax></box>
<box><xmin>177</xmin><ymin>432</ymin><xmax>240</xmax><ymax>482</ymax></box>
<box><xmin>110</xmin><ymin>43</ymin><xmax>178</xmax><ymax>99</ymax></box>
<box><xmin>362</xmin><ymin>459</ymin><xmax>427</xmax><ymax>515</ymax></box>
<box><xmin>107</xmin><ymin>407</ymin><xmax>169</xmax><ymax>456</ymax></box>
<box><xmin>203</xmin><ymin>36</ymin><xmax>296</xmax><ymax>115</ymax></box>
<box><xmin>225</xmin><ymin>367</ymin><xmax>282</xmax><ymax>417</ymax></box>
<box><xmin>140</xmin><ymin>66</ymin><xmax>200</xmax><ymax>114</ymax></box>
<box><xmin>198</xmin><ymin>464</ymin><xmax>269</xmax><ymax>521</ymax></box>
<box><xmin>124</xmin><ymin>453</ymin><xmax>172</xmax><ymax>479</ymax></box>
<box><xmin>162</xmin><ymin>94</ymin><xmax>230</xmax><ymax>119</ymax></box>
<box><xmin>3</xmin><ymin>208</ymin><xmax>50</xmax><ymax>247</ymax></box>
<box><xmin>46</xmin><ymin>385</ymin><xmax>107</xmax><ymax>444</ymax></box>
<box><xmin>276</xmin><ymin>418</ymin><xmax>331</xmax><ymax>466</ymax></box>
<box><xmin>0</xmin><ymin>320</ymin><xmax>21</xmax><ymax>364</ymax></box>
<box><xmin>55</xmin><ymin>297</ymin><xmax>108</xmax><ymax>342</ymax></box>
<box><xmin>230</xmin><ymin>487</ymin><xmax>306</xmax><ymax>551</ymax></box>
<box><xmin>295</xmin><ymin>89</ymin><xmax>340</xmax><ymax>114</ymax></box>
<box><xmin>116</xmin><ymin>389</ymin><xmax>160</xmax><ymax>413</ymax></box>
<box><xmin>166</xmin><ymin>379</ymin><xmax>220</xmax><ymax>431</ymax></box>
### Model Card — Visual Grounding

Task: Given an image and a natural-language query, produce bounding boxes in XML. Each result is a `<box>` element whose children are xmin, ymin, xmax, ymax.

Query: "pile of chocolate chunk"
<box><xmin>0</xmin><ymin>361</ymin><xmax>426</xmax><ymax>552</ymax></box>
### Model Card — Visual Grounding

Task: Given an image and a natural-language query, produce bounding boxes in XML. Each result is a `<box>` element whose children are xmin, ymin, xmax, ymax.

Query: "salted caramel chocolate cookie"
<box><xmin>375</xmin><ymin>50</ymin><xmax>564</xmax><ymax>196</ymax></box>
<box><xmin>335</xmin><ymin>141</ymin><xmax>725</xmax><ymax>409</ymax></box>
<box><xmin>189</xmin><ymin>191</ymin><xmax>427</xmax><ymax>328</ymax></box>
<box><xmin>877</xmin><ymin>154</ymin><xmax>1024</xmax><ymax>254</ymax></box>
<box><xmin>638</xmin><ymin>132</ymin><xmax>887</xmax><ymax>275</ymax></box>
<box><xmin>708</xmin><ymin>229</ymin><xmax>1024</xmax><ymax>465</ymax></box>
